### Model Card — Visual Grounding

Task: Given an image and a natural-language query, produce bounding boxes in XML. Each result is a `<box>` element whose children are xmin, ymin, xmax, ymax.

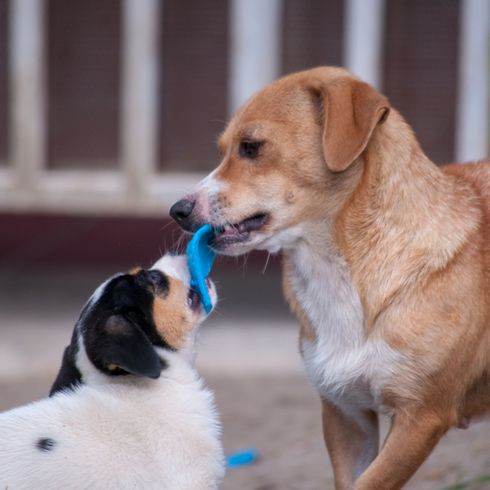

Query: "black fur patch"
<box><xmin>82</xmin><ymin>270</ymin><xmax>172</xmax><ymax>351</ymax></box>
<box><xmin>36</xmin><ymin>438</ymin><xmax>56</xmax><ymax>452</ymax></box>
<box><xmin>87</xmin><ymin>313</ymin><xmax>164</xmax><ymax>379</ymax></box>
<box><xmin>49</xmin><ymin>330</ymin><xmax>81</xmax><ymax>396</ymax></box>
<box><xmin>50</xmin><ymin>269</ymin><xmax>173</xmax><ymax>393</ymax></box>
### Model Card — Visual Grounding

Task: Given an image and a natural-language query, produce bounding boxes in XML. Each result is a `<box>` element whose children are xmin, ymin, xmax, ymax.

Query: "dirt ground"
<box><xmin>213</xmin><ymin>375</ymin><xmax>490</xmax><ymax>490</ymax></box>
<box><xmin>2</xmin><ymin>371</ymin><xmax>490</xmax><ymax>490</ymax></box>
<box><xmin>1</xmin><ymin>267</ymin><xmax>490</xmax><ymax>489</ymax></box>
<box><xmin>0</xmin><ymin>373</ymin><xmax>327</xmax><ymax>490</ymax></box>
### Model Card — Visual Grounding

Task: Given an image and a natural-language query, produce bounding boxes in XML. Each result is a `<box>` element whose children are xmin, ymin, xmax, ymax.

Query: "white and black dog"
<box><xmin>0</xmin><ymin>255</ymin><xmax>224</xmax><ymax>490</ymax></box>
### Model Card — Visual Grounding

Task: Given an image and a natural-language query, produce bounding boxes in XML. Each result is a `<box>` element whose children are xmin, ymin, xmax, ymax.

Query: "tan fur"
<box><xmin>322</xmin><ymin>400</ymin><xmax>379</xmax><ymax>490</ymax></box>
<box><xmin>183</xmin><ymin>66</ymin><xmax>490</xmax><ymax>488</ymax></box>
<box><xmin>312</xmin><ymin>76</ymin><xmax>390</xmax><ymax>172</ymax></box>
<box><xmin>153</xmin><ymin>277</ymin><xmax>194</xmax><ymax>350</ymax></box>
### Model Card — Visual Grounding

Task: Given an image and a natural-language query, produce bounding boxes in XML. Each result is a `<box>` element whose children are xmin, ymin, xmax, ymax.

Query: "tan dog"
<box><xmin>170</xmin><ymin>67</ymin><xmax>490</xmax><ymax>489</ymax></box>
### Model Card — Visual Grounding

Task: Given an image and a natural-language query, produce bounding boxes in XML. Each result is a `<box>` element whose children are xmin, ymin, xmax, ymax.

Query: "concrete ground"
<box><xmin>1</xmin><ymin>265</ymin><xmax>490</xmax><ymax>489</ymax></box>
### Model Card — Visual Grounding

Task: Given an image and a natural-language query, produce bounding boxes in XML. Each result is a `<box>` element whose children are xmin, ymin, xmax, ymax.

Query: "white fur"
<box><xmin>0</xmin><ymin>351</ymin><xmax>224</xmax><ymax>490</ymax></box>
<box><xmin>284</xmin><ymin>239</ymin><xmax>403</xmax><ymax>475</ymax></box>
<box><xmin>152</xmin><ymin>254</ymin><xmax>190</xmax><ymax>284</ymax></box>
<box><xmin>196</xmin><ymin>171</ymin><xmax>227</xmax><ymax>220</ymax></box>
<box><xmin>255</xmin><ymin>225</ymin><xmax>305</xmax><ymax>254</ymax></box>
<box><xmin>287</xmin><ymin>240</ymin><xmax>404</xmax><ymax>423</ymax></box>
<box><xmin>197</xmin><ymin>169</ymin><xmax>226</xmax><ymax>195</ymax></box>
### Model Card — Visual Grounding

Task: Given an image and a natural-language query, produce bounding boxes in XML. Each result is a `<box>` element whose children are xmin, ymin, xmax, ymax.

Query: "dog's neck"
<box><xmin>76</xmin><ymin>339</ymin><xmax>198</xmax><ymax>391</ymax></box>
<box><xmin>333</xmin><ymin>110</ymin><xmax>480</xmax><ymax>326</ymax></box>
<box><xmin>284</xmin><ymin>110</ymin><xmax>481</xmax><ymax>329</ymax></box>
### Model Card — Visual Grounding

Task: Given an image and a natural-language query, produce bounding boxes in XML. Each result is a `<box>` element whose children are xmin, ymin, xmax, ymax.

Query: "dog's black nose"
<box><xmin>170</xmin><ymin>198</ymin><xmax>195</xmax><ymax>230</ymax></box>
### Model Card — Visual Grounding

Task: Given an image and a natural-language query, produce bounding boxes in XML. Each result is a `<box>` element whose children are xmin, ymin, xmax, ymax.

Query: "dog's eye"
<box><xmin>239</xmin><ymin>140</ymin><xmax>262</xmax><ymax>159</ymax></box>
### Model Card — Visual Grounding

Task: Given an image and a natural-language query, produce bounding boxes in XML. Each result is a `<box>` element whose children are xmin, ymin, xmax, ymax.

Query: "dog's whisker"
<box><xmin>159</xmin><ymin>220</ymin><xmax>177</xmax><ymax>233</ymax></box>
<box><xmin>241</xmin><ymin>252</ymin><xmax>251</xmax><ymax>274</ymax></box>
<box><xmin>262</xmin><ymin>252</ymin><xmax>271</xmax><ymax>275</ymax></box>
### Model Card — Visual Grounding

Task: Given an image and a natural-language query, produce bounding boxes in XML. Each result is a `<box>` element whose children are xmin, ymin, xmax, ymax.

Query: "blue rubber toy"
<box><xmin>186</xmin><ymin>224</ymin><xmax>216</xmax><ymax>313</ymax></box>
<box><xmin>226</xmin><ymin>449</ymin><xmax>259</xmax><ymax>469</ymax></box>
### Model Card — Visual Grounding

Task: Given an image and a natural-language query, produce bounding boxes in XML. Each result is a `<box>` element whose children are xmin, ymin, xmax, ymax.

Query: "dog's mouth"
<box><xmin>211</xmin><ymin>213</ymin><xmax>269</xmax><ymax>249</ymax></box>
<box><xmin>187</xmin><ymin>278</ymin><xmax>213</xmax><ymax>312</ymax></box>
<box><xmin>187</xmin><ymin>288</ymin><xmax>201</xmax><ymax>311</ymax></box>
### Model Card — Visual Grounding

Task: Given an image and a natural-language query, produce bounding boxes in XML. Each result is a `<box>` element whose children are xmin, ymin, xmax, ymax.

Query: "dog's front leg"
<box><xmin>354</xmin><ymin>410</ymin><xmax>451</xmax><ymax>490</ymax></box>
<box><xmin>322</xmin><ymin>399</ymin><xmax>379</xmax><ymax>490</ymax></box>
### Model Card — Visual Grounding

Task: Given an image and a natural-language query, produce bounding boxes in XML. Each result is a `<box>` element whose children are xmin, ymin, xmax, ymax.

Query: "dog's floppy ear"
<box><xmin>310</xmin><ymin>77</ymin><xmax>390</xmax><ymax>172</ymax></box>
<box><xmin>87</xmin><ymin>314</ymin><xmax>162</xmax><ymax>379</ymax></box>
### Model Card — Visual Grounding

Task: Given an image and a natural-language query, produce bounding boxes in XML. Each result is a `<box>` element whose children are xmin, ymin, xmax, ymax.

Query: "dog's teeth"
<box><xmin>238</xmin><ymin>223</ymin><xmax>246</xmax><ymax>233</ymax></box>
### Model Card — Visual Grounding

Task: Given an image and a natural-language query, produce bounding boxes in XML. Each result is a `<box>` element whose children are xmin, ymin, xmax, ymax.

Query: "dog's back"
<box><xmin>443</xmin><ymin>160</ymin><xmax>490</xmax><ymax>229</ymax></box>
<box><xmin>0</xmin><ymin>353</ymin><xmax>223</xmax><ymax>490</ymax></box>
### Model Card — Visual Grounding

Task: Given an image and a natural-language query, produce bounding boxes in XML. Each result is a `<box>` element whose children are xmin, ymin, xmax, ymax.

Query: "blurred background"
<box><xmin>1</xmin><ymin>1</ymin><xmax>490</xmax><ymax>489</ymax></box>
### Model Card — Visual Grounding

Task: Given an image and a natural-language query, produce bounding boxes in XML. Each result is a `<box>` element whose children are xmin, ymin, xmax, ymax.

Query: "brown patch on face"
<box><xmin>152</xmin><ymin>276</ymin><xmax>195</xmax><ymax>350</ymax></box>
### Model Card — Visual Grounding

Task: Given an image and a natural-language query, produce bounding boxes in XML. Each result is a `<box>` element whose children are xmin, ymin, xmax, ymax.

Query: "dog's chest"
<box><xmin>286</xmin><ymin>245</ymin><xmax>401</xmax><ymax>413</ymax></box>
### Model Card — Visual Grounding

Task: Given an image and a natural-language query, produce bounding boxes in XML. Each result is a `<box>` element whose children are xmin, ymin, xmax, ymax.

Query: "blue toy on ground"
<box><xmin>226</xmin><ymin>449</ymin><xmax>259</xmax><ymax>469</ymax></box>
<box><xmin>186</xmin><ymin>224</ymin><xmax>216</xmax><ymax>313</ymax></box>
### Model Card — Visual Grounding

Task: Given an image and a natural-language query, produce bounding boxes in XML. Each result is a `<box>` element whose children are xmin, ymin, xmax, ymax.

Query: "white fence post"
<box><xmin>229</xmin><ymin>0</ymin><xmax>283</xmax><ymax>115</ymax></box>
<box><xmin>121</xmin><ymin>0</ymin><xmax>160</xmax><ymax>198</ymax></box>
<box><xmin>9</xmin><ymin>0</ymin><xmax>46</xmax><ymax>189</ymax></box>
<box><xmin>344</xmin><ymin>0</ymin><xmax>386</xmax><ymax>90</ymax></box>
<box><xmin>456</xmin><ymin>0</ymin><xmax>490</xmax><ymax>162</ymax></box>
